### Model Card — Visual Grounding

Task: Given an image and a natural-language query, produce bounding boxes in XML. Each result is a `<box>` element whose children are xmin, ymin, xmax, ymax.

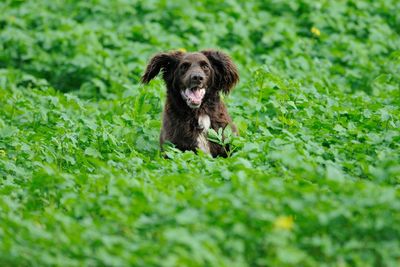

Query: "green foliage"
<box><xmin>1</xmin><ymin>0</ymin><xmax>400</xmax><ymax>266</ymax></box>
<box><xmin>207</xmin><ymin>126</ymin><xmax>236</xmax><ymax>157</ymax></box>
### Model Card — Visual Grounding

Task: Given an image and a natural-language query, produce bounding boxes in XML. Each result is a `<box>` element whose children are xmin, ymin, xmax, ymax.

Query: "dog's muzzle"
<box><xmin>181</xmin><ymin>87</ymin><xmax>206</xmax><ymax>109</ymax></box>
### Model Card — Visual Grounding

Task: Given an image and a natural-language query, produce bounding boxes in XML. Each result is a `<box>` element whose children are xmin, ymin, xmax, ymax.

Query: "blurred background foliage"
<box><xmin>1</xmin><ymin>0</ymin><xmax>399</xmax><ymax>97</ymax></box>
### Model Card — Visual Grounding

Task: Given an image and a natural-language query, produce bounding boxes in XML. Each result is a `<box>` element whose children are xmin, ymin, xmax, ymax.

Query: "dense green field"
<box><xmin>1</xmin><ymin>0</ymin><xmax>400</xmax><ymax>266</ymax></box>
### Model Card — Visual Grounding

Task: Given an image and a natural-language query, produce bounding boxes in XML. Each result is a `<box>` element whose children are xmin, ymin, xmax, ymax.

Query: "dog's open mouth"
<box><xmin>181</xmin><ymin>87</ymin><xmax>206</xmax><ymax>108</ymax></box>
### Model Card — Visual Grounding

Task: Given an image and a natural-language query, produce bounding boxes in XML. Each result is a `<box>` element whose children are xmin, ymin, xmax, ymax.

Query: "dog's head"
<box><xmin>141</xmin><ymin>50</ymin><xmax>239</xmax><ymax>109</ymax></box>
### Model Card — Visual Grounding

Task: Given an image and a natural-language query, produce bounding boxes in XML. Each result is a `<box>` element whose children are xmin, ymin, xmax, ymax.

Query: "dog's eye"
<box><xmin>180</xmin><ymin>63</ymin><xmax>190</xmax><ymax>71</ymax></box>
<box><xmin>201</xmin><ymin>64</ymin><xmax>209</xmax><ymax>70</ymax></box>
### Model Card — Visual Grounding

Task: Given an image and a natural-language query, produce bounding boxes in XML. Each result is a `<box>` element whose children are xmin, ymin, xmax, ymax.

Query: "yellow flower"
<box><xmin>0</xmin><ymin>150</ymin><xmax>5</xmax><ymax>157</ymax></box>
<box><xmin>311</xmin><ymin>26</ymin><xmax>321</xmax><ymax>37</ymax></box>
<box><xmin>274</xmin><ymin>216</ymin><xmax>294</xmax><ymax>230</ymax></box>
<box><xmin>178</xmin><ymin>48</ymin><xmax>187</xmax><ymax>53</ymax></box>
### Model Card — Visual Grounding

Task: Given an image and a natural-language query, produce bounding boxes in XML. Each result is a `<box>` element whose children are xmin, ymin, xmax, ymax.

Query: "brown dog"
<box><xmin>141</xmin><ymin>50</ymin><xmax>239</xmax><ymax>157</ymax></box>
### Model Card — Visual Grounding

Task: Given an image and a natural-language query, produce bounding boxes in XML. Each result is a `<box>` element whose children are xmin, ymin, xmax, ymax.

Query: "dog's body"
<box><xmin>142</xmin><ymin>50</ymin><xmax>239</xmax><ymax>157</ymax></box>
<box><xmin>160</xmin><ymin>93</ymin><xmax>236</xmax><ymax>157</ymax></box>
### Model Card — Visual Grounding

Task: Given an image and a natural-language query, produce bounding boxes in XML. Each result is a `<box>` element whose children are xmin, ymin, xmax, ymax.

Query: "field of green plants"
<box><xmin>1</xmin><ymin>0</ymin><xmax>400</xmax><ymax>266</ymax></box>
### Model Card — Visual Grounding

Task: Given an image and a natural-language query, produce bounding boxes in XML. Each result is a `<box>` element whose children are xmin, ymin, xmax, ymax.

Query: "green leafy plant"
<box><xmin>207</xmin><ymin>126</ymin><xmax>237</xmax><ymax>157</ymax></box>
<box><xmin>0</xmin><ymin>0</ymin><xmax>400</xmax><ymax>266</ymax></box>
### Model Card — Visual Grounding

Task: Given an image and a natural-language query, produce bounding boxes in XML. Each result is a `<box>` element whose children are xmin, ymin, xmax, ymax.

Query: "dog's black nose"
<box><xmin>191</xmin><ymin>73</ymin><xmax>204</xmax><ymax>82</ymax></box>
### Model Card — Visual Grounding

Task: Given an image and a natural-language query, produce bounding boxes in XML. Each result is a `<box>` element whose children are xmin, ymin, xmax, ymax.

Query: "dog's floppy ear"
<box><xmin>201</xmin><ymin>50</ymin><xmax>239</xmax><ymax>94</ymax></box>
<box><xmin>141</xmin><ymin>51</ymin><xmax>183</xmax><ymax>84</ymax></box>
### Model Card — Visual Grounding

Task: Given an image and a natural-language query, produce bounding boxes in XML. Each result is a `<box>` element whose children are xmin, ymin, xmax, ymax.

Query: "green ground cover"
<box><xmin>0</xmin><ymin>0</ymin><xmax>400</xmax><ymax>266</ymax></box>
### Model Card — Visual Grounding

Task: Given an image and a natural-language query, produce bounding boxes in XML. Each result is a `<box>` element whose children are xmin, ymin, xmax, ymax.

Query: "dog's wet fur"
<box><xmin>141</xmin><ymin>50</ymin><xmax>239</xmax><ymax>157</ymax></box>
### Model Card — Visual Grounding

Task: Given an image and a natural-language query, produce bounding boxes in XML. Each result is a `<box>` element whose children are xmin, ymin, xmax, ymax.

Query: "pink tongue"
<box><xmin>187</xmin><ymin>89</ymin><xmax>205</xmax><ymax>103</ymax></box>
